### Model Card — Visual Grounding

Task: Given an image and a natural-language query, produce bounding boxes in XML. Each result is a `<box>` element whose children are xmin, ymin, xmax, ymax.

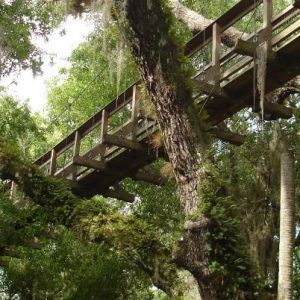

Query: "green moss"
<box><xmin>192</xmin><ymin>177</ymin><xmax>260</xmax><ymax>298</ymax></box>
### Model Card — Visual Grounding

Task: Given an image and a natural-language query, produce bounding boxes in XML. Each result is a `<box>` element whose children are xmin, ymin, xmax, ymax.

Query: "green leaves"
<box><xmin>0</xmin><ymin>0</ymin><xmax>62</xmax><ymax>76</ymax></box>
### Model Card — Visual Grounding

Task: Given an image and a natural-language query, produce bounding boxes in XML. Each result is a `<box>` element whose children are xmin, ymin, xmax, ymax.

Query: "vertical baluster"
<box><xmin>10</xmin><ymin>181</ymin><xmax>17</xmax><ymax>199</ymax></box>
<box><xmin>72</xmin><ymin>131</ymin><xmax>81</xmax><ymax>180</ymax></box>
<box><xmin>100</xmin><ymin>110</ymin><xmax>109</xmax><ymax>159</ymax></box>
<box><xmin>131</xmin><ymin>84</ymin><xmax>139</xmax><ymax>140</ymax></box>
<box><xmin>49</xmin><ymin>149</ymin><xmax>57</xmax><ymax>175</ymax></box>
<box><xmin>263</xmin><ymin>0</ymin><xmax>273</xmax><ymax>48</ymax></box>
<box><xmin>212</xmin><ymin>22</ymin><xmax>222</xmax><ymax>86</ymax></box>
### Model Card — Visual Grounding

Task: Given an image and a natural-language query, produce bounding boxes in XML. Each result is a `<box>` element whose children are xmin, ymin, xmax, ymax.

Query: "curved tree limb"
<box><xmin>0</xmin><ymin>141</ymin><xmax>178</xmax><ymax>296</ymax></box>
<box><xmin>270</xmin><ymin>75</ymin><xmax>300</xmax><ymax>104</ymax></box>
<box><xmin>168</xmin><ymin>0</ymin><xmax>246</xmax><ymax>47</ymax></box>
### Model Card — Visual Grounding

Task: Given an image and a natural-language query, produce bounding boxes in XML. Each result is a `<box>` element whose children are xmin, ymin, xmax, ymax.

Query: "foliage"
<box><xmin>0</xmin><ymin>193</ymin><xmax>149</xmax><ymax>299</ymax></box>
<box><xmin>194</xmin><ymin>174</ymin><xmax>259</xmax><ymax>298</ymax></box>
<box><xmin>0</xmin><ymin>92</ymin><xmax>46</xmax><ymax>159</ymax></box>
<box><xmin>46</xmin><ymin>25</ymin><xmax>137</xmax><ymax>137</ymax></box>
<box><xmin>2</xmin><ymin>231</ymin><xmax>139</xmax><ymax>299</ymax></box>
<box><xmin>294</xmin><ymin>247</ymin><xmax>300</xmax><ymax>299</ymax></box>
<box><xmin>1</xmin><ymin>0</ymin><xmax>300</xmax><ymax>298</ymax></box>
<box><xmin>0</xmin><ymin>140</ymin><xmax>183</xmax><ymax>297</ymax></box>
<box><xmin>0</xmin><ymin>0</ymin><xmax>63</xmax><ymax>77</ymax></box>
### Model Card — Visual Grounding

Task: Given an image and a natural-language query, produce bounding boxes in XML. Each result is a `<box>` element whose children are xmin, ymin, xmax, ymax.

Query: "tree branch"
<box><xmin>168</xmin><ymin>0</ymin><xmax>246</xmax><ymax>47</ymax></box>
<box><xmin>269</xmin><ymin>75</ymin><xmax>300</xmax><ymax>104</ymax></box>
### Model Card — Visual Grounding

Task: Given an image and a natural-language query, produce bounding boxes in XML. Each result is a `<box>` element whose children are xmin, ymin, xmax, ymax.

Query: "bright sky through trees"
<box><xmin>0</xmin><ymin>15</ymin><xmax>93</xmax><ymax>113</ymax></box>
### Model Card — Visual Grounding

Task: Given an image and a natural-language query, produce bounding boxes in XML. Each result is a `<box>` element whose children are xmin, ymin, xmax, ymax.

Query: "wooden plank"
<box><xmin>103</xmin><ymin>134</ymin><xmax>147</xmax><ymax>152</ymax></box>
<box><xmin>72</xmin><ymin>156</ymin><xmax>106</xmax><ymax>171</ymax></box>
<box><xmin>273</xmin><ymin>5</ymin><xmax>298</xmax><ymax>31</ymax></box>
<box><xmin>212</xmin><ymin>23</ymin><xmax>222</xmax><ymax>85</ymax></box>
<box><xmin>221</xmin><ymin>5</ymin><xmax>296</xmax><ymax>66</ymax></box>
<box><xmin>272</xmin><ymin>18</ymin><xmax>300</xmax><ymax>46</ymax></box>
<box><xmin>49</xmin><ymin>149</ymin><xmax>57</xmax><ymax>175</ymax></box>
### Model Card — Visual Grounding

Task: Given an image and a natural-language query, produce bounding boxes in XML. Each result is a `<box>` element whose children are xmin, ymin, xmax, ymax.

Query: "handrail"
<box><xmin>35</xmin><ymin>81</ymin><xmax>139</xmax><ymax>165</ymax></box>
<box><xmin>184</xmin><ymin>0</ymin><xmax>263</xmax><ymax>56</ymax></box>
<box><xmin>35</xmin><ymin>0</ymin><xmax>298</xmax><ymax>170</ymax></box>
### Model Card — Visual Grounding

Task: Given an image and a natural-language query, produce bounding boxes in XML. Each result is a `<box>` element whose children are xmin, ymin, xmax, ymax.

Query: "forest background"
<box><xmin>0</xmin><ymin>0</ymin><xmax>300</xmax><ymax>299</ymax></box>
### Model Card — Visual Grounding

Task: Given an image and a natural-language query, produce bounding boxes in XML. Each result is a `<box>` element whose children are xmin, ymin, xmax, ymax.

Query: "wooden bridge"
<box><xmin>34</xmin><ymin>0</ymin><xmax>300</xmax><ymax>202</ymax></box>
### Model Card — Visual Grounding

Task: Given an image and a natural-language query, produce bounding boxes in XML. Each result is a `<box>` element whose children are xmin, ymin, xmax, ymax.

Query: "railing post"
<box><xmin>49</xmin><ymin>149</ymin><xmax>57</xmax><ymax>175</ymax></box>
<box><xmin>212</xmin><ymin>22</ymin><xmax>222</xmax><ymax>86</ymax></box>
<box><xmin>73</xmin><ymin>131</ymin><xmax>81</xmax><ymax>157</ymax></box>
<box><xmin>263</xmin><ymin>0</ymin><xmax>273</xmax><ymax>48</ymax></box>
<box><xmin>131</xmin><ymin>84</ymin><xmax>139</xmax><ymax>140</ymax></box>
<box><xmin>100</xmin><ymin>110</ymin><xmax>109</xmax><ymax>159</ymax></box>
<box><xmin>10</xmin><ymin>181</ymin><xmax>17</xmax><ymax>199</ymax></box>
<box><xmin>72</xmin><ymin>131</ymin><xmax>81</xmax><ymax>180</ymax></box>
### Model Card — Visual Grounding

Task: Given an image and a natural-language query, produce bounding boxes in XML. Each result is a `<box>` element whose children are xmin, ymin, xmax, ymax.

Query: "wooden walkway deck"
<box><xmin>34</xmin><ymin>0</ymin><xmax>300</xmax><ymax>201</ymax></box>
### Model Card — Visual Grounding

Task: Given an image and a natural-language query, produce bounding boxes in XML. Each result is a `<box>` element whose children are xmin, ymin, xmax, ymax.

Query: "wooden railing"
<box><xmin>35</xmin><ymin>0</ymin><xmax>300</xmax><ymax>184</ymax></box>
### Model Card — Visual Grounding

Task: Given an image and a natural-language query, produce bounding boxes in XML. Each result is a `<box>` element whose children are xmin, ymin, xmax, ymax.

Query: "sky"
<box><xmin>0</xmin><ymin>15</ymin><xmax>94</xmax><ymax>113</ymax></box>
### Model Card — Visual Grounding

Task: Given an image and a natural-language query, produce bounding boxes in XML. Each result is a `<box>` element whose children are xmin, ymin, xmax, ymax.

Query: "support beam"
<box><xmin>72</xmin><ymin>131</ymin><xmax>81</xmax><ymax>180</ymax></box>
<box><xmin>193</xmin><ymin>79</ymin><xmax>228</xmax><ymax>99</ymax></box>
<box><xmin>131</xmin><ymin>84</ymin><xmax>139</xmax><ymax>139</ymax></box>
<box><xmin>212</xmin><ymin>23</ymin><xmax>222</xmax><ymax>85</ymax></box>
<box><xmin>234</xmin><ymin>39</ymin><xmax>277</xmax><ymax>62</ymax></box>
<box><xmin>263</xmin><ymin>0</ymin><xmax>273</xmax><ymax>48</ymax></box>
<box><xmin>49</xmin><ymin>149</ymin><xmax>57</xmax><ymax>175</ymax></box>
<box><xmin>131</xmin><ymin>171</ymin><xmax>167</xmax><ymax>186</ymax></box>
<box><xmin>72</xmin><ymin>156</ymin><xmax>106</xmax><ymax>171</ymax></box>
<box><xmin>103</xmin><ymin>188</ymin><xmax>135</xmax><ymax>203</ymax></box>
<box><xmin>103</xmin><ymin>134</ymin><xmax>147</xmax><ymax>152</ymax></box>
<box><xmin>294</xmin><ymin>0</ymin><xmax>300</xmax><ymax>8</ymax></box>
<box><xmin>100</xmin><ymin>110</ymin><xmax>109</xmax><ymax>158</ymax></box>
<box><xmin>212</xmin><ymin>128</ymin><xmax>245</xmax><ymax>146</ymax></box>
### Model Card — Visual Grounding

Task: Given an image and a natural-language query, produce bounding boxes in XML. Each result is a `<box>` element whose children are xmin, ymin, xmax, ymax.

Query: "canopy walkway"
<box><xmin>34</xmin><ymin>0</ymin><xmax>300</xmax><ymax>202</ymax></box>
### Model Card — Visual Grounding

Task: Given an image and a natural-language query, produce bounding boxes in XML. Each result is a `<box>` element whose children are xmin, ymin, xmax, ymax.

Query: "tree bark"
<box><xmin>115</xmin><ymin>0</ymin><xmax>202</xmax><ymax>215</ymax></box>
<box><xmin>113</xmin><ymin>1</ymin><xmax>257</xmax><ymax>298</ymax></box>
<box><xmin>278</xmin><ymin>150</ymin><xmax>295</xmax><ymax>300</ymax></box>
<box><xmin>113</xmin><ymin>0</ymin><xmax>222</xmax><ymax>297</ymax></box>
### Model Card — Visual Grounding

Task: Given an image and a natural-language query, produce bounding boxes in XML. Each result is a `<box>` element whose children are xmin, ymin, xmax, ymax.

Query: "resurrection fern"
<box><xmin>194</xmin><ymin>177</ymin><xmax>260</xmax><ymax>298</ymax></box>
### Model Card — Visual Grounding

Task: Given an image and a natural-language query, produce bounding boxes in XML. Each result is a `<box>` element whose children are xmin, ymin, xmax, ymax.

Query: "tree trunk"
<box><xmin>113</xmin><ymin>1</ymin><xmax>256</xmax><ymax>298</ymax></box>
<box><xmin>115</xmin><ymin>0</ymin><xmax>203</xmax><ymax>215</ymax></box>
<box><xmin>113</xmin><ymin>0</ymin><xmax>221</xmax><ymax>297</ymax></box>
<box><xmin>278</xmin><ymin>150</ymin><xmax>295</xmax><ymax>300</ymax></box>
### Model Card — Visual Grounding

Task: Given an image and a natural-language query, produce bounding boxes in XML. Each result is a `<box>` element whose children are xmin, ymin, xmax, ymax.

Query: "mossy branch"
<box><xmin>0</xmin><ymin>140</ymin><xmax>180</xmax><ymax>295</ymax></box>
